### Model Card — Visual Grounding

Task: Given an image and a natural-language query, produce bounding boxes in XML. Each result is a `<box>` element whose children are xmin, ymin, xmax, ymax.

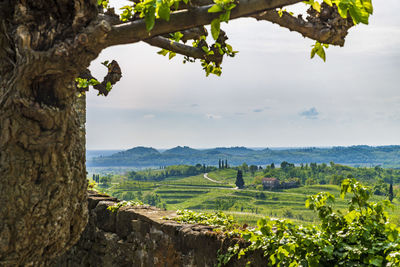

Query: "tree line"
<box><xmin>126</xmin><ymin>164</ymin><xmax>217</xmax><ymax>181</ymax></box>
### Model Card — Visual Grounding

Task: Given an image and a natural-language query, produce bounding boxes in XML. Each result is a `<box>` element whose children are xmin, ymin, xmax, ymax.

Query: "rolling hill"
<box><xmin>87</xmin><ymin>145</ymin><xmax>400</xmax><ymax>168</ymax></box>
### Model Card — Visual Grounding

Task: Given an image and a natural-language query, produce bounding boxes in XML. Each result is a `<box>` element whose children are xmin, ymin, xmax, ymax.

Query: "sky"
<box><xmin>86</xmin><ymin>1</ymin><xmax>400</xmax><ymax>150</ymax></box>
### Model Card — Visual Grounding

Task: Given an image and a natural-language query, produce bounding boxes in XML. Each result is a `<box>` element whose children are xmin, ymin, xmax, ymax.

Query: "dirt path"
<box><xmin>203</xmin><ymin>173</ymin><xmax>223</xmax><ymax>183</ymax></box>
<box><xmin>203</xmin><ymin>173</ymin><xmax>238</xmax><ymax>189</ymax></box>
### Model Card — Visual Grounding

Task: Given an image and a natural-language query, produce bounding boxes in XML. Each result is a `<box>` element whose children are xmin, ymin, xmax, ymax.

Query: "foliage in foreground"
<box><xmin>226</xmin><ymin>179</ymin><xmax>400</xmax><ymax>266</ymax></box>
<box><xmin>165</xmin><ymin>209</ymin><xmax>237</xmax><ymax>229</ymax></box>
<box><xmin>166</xmin><ymin>179</ymin><xmax>400</xmax><ymax>266</ymax></box>
<box><xmin>107</xmin><ymin>200</ymin><xmax>145</xmax><ymax>212</ymax></box>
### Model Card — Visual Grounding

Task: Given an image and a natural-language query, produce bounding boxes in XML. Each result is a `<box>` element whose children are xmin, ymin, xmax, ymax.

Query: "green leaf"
<box><xmin>310</xmin><ymin>47</ymin><xmax>317</xmax><ymax>59</ymax></box>
<box><xmin>226</xmin><ymin>3</ymin><xmax>236</xmax><ymax>10</ymax></box>
<box><xmin>312</xmin><ymin>1</ymin><xmax>321</xmax><ymax>12</ymax></box>
<box><xmin>120</xmin><ymin>5</ymin><xmax>134</xmax><ymax>21</ymax></box>
<box><xmin>101</xmin><ymin>60</ymin><xmax>110</xmax><ymax>67</ymax></box>
<box><xmin>322</xmin><ymin>245</ymin><xmax>334</xmax><ymax>255</ymax></box>
<box><xmin>106</xmin><ymin>82</ymin><xmax>112</xmax><ymax>91</ymax></box>
<box><xmin>157</xmin><ymin>3</ymin><xmax>170</xmax><ymax>21</ymax></box>
<box><xmin>208</xmin><ymin>4</ymin><xmax>224</xmax><ymax>13</ymax></box>
<box><xmin>323</xmin><ymin>0</ymin><xmax>333</xmax><ymax>6</ymax></box>
<box><xmin>145</xmin><ymin>11</ymin><xmax>156</xmax><ymax>31</ymax></box>
<box><xmin>369</xmin><ymin>256</ymin><xmax>383</xmax><ymax>266</ymax></box>
<box><xmin>168</xmin><ymin>51</ymin><xmax>176</xmax><ymax>59</ymax></box>
<box><xmin>350</xmin><ymin>3</ymin><xmax>370</xmax><ymax>24</ymax></box>
<box><xmin>363</xmin><ymin>0</ymin><xmax>373</xmax><ymax>14</ymax></box>
<box><xmin>310</xmin><ymin>41</ymin><xmax>327</xmax><ymax>62</ymax></box>
<box><xmin>344</xmin><ymin>210</ymin><xmax>359</xmax><ymax>223</ymax></box>
<box><xmin>89</xmin><ymin>79</ymin><xmax>100</xmax><ymax>86</ymax></box>
<box><xmin>220</xmin><ymin>10</ymin><xmax>230</xmax><ymax>22</ymax></box>
<box><xmin>303</xmin><ymin>0</ymin><xmax>320</xmax><ymax>12</ymax></box>
<box><xmin>201</xmin><ymin>46</ymin><xmax>209</xmax><ymax>52</ymax></box>
<box><xmin>75</xmin><ymin>78</ymin><xmax>89</xmax><ymax>88</ymax></box>
<box><xmin>316</xmin><ymin>45</ymin><xmax>326</xmax><ymax>61</ymax></box>
<box><xmin>157</xmin><ymin>49</ymin><xmax>169</xmax><ymax>56</ymax></box>
<box><xmin>211</xmin><ymin>18</ymin><xmax>221</xmax><ymax>40</ymax></box>
<box><xmin>336</xmin><ymin>2</ymin><xmax>349</xmax><ymax>18</ymax></box>
<box><xmin>170</xmin><ymin>31</ymin><xmax>184</xmax><ymax>42</ymax></box>
<box><xmin>270</xmin><ymin>254</ymin><xmax>276</xmax><ymax>265</ymax></box>
<box><xmin>305</xmin><ymin>198</ymin><xmax>311</xmax><ymax>208</ymax></box>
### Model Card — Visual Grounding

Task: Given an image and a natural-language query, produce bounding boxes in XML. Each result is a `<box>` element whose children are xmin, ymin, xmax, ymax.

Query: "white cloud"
<box><xmin>206</xmin><ymin>114</ymin><xmax>222</xmax><ymax>119</ymax></box>
<box><xmin>299</xmin><ymin>107</ymin><xmax>319</xmax><ymax>120</ymax></box>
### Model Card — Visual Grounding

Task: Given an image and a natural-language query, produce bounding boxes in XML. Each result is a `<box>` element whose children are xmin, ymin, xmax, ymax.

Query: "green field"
<box><xmin>94</xmin><ymin>168</ymin><xmax>400</xmax><ymax>226</ymax></box>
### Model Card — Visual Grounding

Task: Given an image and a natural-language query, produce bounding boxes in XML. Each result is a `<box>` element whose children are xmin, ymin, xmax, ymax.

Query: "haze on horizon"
<box><xmin>86</xmin><ymin>1</ymin><xmax>400</xmax><ymax>150</ymax></box>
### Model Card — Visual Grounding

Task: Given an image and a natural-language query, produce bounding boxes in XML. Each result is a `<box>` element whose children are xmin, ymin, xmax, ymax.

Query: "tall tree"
<box><xmin>0</xmin><ymin>0</ymin><xmax>373</xmax><ymax>264</ymax></box>
<box><xmin>249</xmin><ymin>165</ymin><xmax>258</xmax><ymax>176</ymax></box>
<box><xmin>389</xmin><ymin>180</ymin><xmax>394</xmax><ymax>203</ymax></box>
<box><xmin>235</xmin><ymin>170</ymin><xmax>245</xmax><ymax>189</ymax></box>
<box><xmin>242</xmin><ymin>162</ymin><xmax>249</xmax><ymax>172</ymax></box>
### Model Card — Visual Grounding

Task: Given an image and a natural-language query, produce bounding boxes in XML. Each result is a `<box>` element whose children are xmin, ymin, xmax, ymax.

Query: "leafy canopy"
<box><xmin>79</xmin><ymin>0</ymin><xmax>374</xmax><ymax>92</ymax></box>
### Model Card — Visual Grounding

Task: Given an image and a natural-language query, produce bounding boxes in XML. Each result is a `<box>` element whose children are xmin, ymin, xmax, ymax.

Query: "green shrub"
<box><xmin>220</xmin><ymin>179</ymin><xmax>400</xmax><ymax>266</ymax></box>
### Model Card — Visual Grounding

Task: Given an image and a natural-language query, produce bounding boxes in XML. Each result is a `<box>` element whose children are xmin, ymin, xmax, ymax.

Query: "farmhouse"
<box><xmin>262</xmin><ymin>177</ymin><xmax>280</xmax><ymax>190</ymax></box>
<box><xmin>262</xmin><ymin>177</ymin><xmax>300</xmax><ymax>190</ymax></box>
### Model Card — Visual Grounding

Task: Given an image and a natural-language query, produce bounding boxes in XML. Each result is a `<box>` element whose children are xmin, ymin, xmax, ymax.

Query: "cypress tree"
<box><xmin>389</xmin><ymin>180</ymin><xmax>394</xmax><ymax>202</ymax></box>
<box><xmin>235</xmin><ymin>170</ymin><xmax>245</xmax><ymax>189</ymax></box>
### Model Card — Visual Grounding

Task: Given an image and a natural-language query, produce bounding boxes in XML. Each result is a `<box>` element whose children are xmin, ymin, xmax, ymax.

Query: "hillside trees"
<box><xmin>0</xmin><ymin>0</ymin><xmax>373</xmax><ymax>264</ymax></box>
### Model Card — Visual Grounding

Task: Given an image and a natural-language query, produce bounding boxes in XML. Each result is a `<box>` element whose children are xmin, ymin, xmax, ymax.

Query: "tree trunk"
<box><xmin>0</xmin><ymin>76</ymin><xmax>88</xmax><ymax>266</ymax></box>
<box><xmin>0</xmin><ymin>0</ymin><xmax>101</xmax><ymax>265</ymax></box>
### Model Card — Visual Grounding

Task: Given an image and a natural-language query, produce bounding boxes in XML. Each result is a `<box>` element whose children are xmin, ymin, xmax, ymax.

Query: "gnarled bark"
<box><xmin>0</xmin><ymin>74</ymin><xmax>87</xmax><ymax>266</ymax></box>
<box><xmin>0</xmin><ymin>0</ymin><xmax>101</xmax><ymax>265</ymax></box>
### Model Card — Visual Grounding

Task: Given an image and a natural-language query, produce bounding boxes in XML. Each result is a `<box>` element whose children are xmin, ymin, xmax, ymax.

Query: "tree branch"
<box><xmin>144</xmin><ymin>36</ymin><xmax>223</xmax><ymax>63</ymax></box>
<box><xmin>104</xmin><ymin>0</ymin><xmax>303</xmax><ymax>47</ymax></box>
<box><xmin>78</xmin><ymin>60</ymin><xmax>122</xmax><ymax>96</ymax></box>
<box><xmin>251</xmin><ymin>4</ymin><xmax>353</xmax><ymax>46</ymax></box>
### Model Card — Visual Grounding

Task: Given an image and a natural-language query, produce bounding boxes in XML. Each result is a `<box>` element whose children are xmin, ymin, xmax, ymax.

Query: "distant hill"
<box><xmin>86</xmin><ymin>150</ymin><xmax>122</xmax><ymax>160</ymax></box>
<box><xmin>87</xmin><ymin>145</ymin><xmax>400</xmax><ymax>168</ymax></box>
<box><xmin>211</xmin><ymin>146</ymin><xmax>255</xmax><ymax>155</ymax></box>
<box><xmin>163</xmin><ymin>146</ymin><xmax>201</xmax><ymax>155</ymax></box>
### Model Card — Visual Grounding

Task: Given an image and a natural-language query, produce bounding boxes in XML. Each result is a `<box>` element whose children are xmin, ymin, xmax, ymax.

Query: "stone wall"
<box><xmin>52</xmin><ymin>191</ymin><xmax>266</xmax><ymax>267</ymax></box>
